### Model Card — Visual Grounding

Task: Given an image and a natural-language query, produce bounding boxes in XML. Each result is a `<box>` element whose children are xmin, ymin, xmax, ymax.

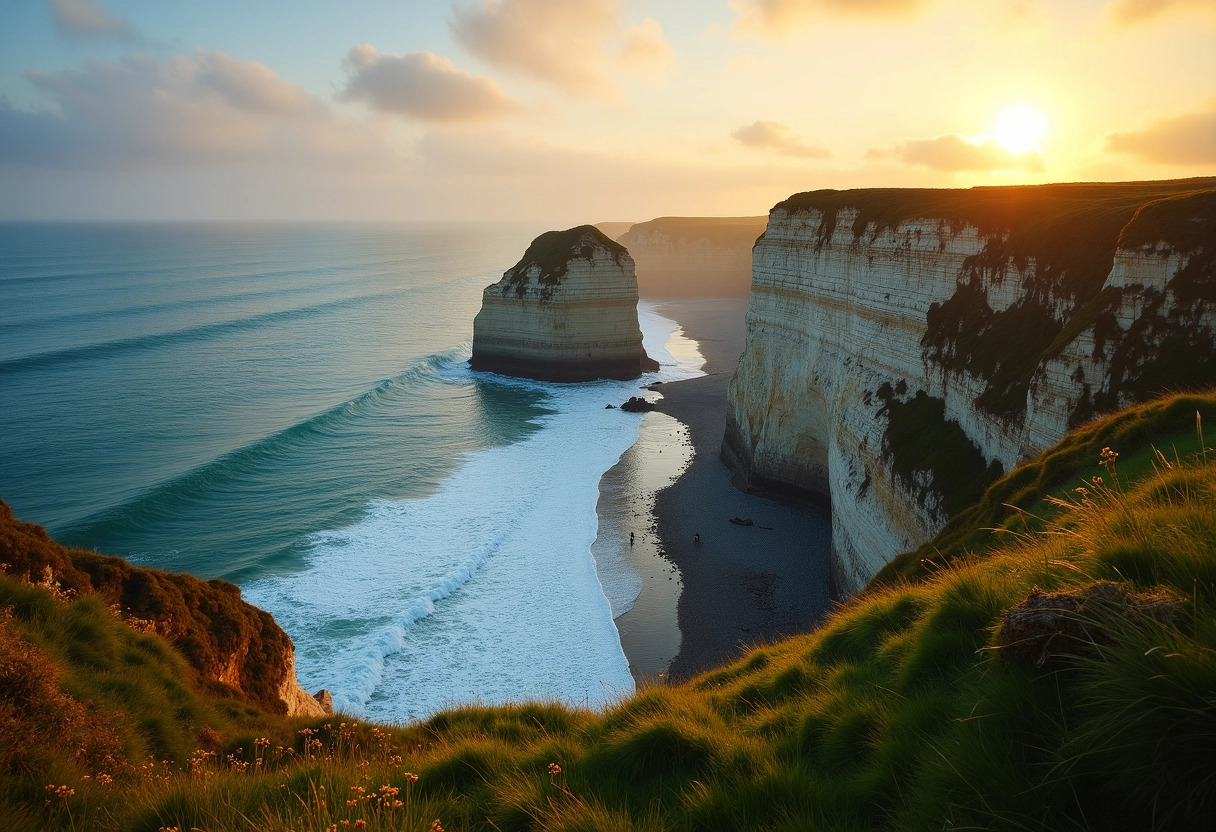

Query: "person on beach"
<box><xmin>694</xmin><ymin>533</ymin><xmax>700</xmax><ymax>545</ymax></box>
<box><xmin>630</xmin><ymin>532</ymin><xmax>635</xmax><ymax>546</ymax></box>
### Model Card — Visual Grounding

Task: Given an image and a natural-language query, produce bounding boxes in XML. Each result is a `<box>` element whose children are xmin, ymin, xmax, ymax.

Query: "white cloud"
<box><xmin>49</xmin><ymin>0</ymin><xmax>140</xmax><ymax>40</ymax></box>
<box><xmin>0</xmin><ymin>50</ymin><xmax>368</xmax><ymax>169</ymax></box>
<box><xmin>1105</xmin><ymin>102</ymin><xmax>1216</xmax><ymax>164</ymax></box>
<box><xmin>869</xmin><ymin>133</ymin><xmax>1045</xmax><ymax>172</ymax></box>
<box><xmin>340</xmin><ymin>46</ymin><xmax>518</xmax><ymax>122</ymax></box>
<box><xmin>451</xmin><ymin>0</ymin><xmax>619</xmax><ymax>95</ymax></box>
<box><xmin>730</xmin><ymin>0</ymin><xmax>929</xmax><ymax>36</ymax></box>
<box><xmin>619</xmin><ymin>19</ymin><xmax>675</xmax><ymax>80</ymax></box>
<box><xmin>732</xmin><ymin>120</ymin><xmax>830</xmax><ymax>158</ymax></box>
<box><xmin>1107</xmin><ymin>0</ymin><xmax>1216</xmax><ymax>25</ymax></box>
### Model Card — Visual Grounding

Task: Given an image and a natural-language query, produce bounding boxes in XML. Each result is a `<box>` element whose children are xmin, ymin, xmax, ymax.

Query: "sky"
<box><xmin>0</xmin><ymin>0</ymin><xmax>1213</xmax><ymax>222</ymax></box>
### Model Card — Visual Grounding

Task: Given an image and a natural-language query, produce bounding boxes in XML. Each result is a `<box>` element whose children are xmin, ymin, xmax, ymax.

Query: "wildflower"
<box><xmin>350</xmin><ymin>785</ymin><xmax>365</xmax><ymax>795</ymax></box>
<box><xmin>55</xmin><ymin>785</ymin><xmax>75</xmax><ymax>798</ymax></box>
<box><xmin>97</xmin><ymin>774</ymin><xmax>113</xmax><ymax>786</ymax></box>
<box><xmin>548</xmin><ymin>763</ymin><xmax>562</xmax><ymax>776</ymax></box>
<box><xmin>404</xmin><ymin>772</ymin><xmax>419</xmax><ymax>784</ymax></box>
<box><xmin>379</xmin><ymin>785</ymin><xmax>399</xmax><ymax>797</ymax></box>
<box><xmin>346</xmin><ymin>800</ymin><xmax>359</xmax><ymax>809</ymax></box>
<box><xmin>431</xmin><ymin>821</ymin><xmax>445</xmax><ymax>832</ymax></box>
<box><xmin>1074</xmin><ymin>486</ymin><xmax>1088</xmax><ymax>496</ymax></box>
<box><xmin>355</xmin><ymin>821</ymin><xmax>367</xmax><ymax>830</ymax></box>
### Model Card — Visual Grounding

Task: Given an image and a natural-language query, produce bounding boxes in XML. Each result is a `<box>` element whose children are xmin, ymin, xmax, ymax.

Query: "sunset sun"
<box><xmin>993</xmin><ymin>106</ymin><xmax>1048</xmax><ymax>153</ymax></box>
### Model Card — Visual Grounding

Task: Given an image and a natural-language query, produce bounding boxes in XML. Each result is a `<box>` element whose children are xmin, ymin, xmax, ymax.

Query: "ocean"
<box><xmin>0</xmin><ymin>222</ymin><xmax>704</xmax><ymax>721</ymax></box>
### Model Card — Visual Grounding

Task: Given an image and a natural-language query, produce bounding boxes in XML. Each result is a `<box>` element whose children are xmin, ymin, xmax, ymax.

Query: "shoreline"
<box><xmin>599</xmin><ymin>298</ymin><xmax>833</xmax><ymax>683</ymax></box>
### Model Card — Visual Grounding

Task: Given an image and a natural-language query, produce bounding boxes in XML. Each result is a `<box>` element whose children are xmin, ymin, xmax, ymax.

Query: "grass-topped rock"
<box><xmin>471</xmin><ymin>226</ymin><xmax>657</xmax><ymax>382</ymax></box>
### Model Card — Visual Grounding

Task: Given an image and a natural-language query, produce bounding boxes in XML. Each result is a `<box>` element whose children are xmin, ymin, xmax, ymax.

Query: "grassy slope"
<box><xmin>875</xmin><ymin>391</ymin><xmax>1216</xmax><ymax>587</ymax></box>
<box><xmin>3</xmin><ymin>393</ymin><xmax>1214</xmax><ymax>831</ymax></box>
<box><xmin>0</xmin><ymin>502</ymin><xmax>299</xmax><ymax>714</ymax></box>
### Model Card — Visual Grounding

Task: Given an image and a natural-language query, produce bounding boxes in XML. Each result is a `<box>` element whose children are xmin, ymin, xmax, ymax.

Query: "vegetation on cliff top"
<box><xmin>0</xmin><ymin>502</ymin><xmax>298</xmax><ymax>715</ymax></box>
<box><xmin>502</xmin><ymin>225</ymin><xmax>629</xmax><ymax>300</ymax></box>
<box><xmin>3</xmin><ymin>393</ymin><xmax>1214</xmax><ymax>830</ymax></box>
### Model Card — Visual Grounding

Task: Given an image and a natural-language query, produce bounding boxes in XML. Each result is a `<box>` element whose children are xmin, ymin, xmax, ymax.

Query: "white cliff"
<box><xmin>471</xmin><ymin>225</ymin><xmax>657</xmax><ymax>382</ymax></box>
<box><xmin>724</xmin><ymin>182</ymin><xmax>1216</xmax><ymax>594</ymax></box>
<box><xmin>616</xmin><ymin>217</ymin><xmax>766</xmax><ymax>298</ymax></box>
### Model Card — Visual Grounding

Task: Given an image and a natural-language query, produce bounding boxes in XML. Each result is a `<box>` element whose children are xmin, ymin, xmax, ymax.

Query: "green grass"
<box><xmin>874</xmin><ymin>390</ymin><xmax>1216</xmax><ymax>586</ymax></box>
<box><xmin>878</xmin><ymin>385</ymin><xmax>1005</xmax><ymax>518</ymax></box>
<box><xmin>503</xmin><ymin>226</ymin><xmax>628</xmax><ymax>299</ymax></box>
<box><xmin>3</xmin><ymin>393</ymin><xmax>1215</xmax><ymax>830</ymax></box>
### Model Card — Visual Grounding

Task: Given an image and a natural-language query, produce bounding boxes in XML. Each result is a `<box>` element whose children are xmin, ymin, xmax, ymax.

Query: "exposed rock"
<box><xmin>313</xmin><ymin>688</ymin><xmax>335</xmax><ymax>714</ymax></box>
<box><xmin>724</xmin><ymin>181</ymin><xmax>1216</xmax><ymax>593</ymax></box>
<box><xmin>620</xmin><ymin>396</ymin><xmax>656</xmax><ymax>412</ymax></box>
<box><xmin>615</xmin><ymin>216</ymin><xmax>767</xmax><ymax>297</ymax></box>
<box><xmin>0</xmin><ymin>500</ymin><xmax>319</xmax><ymax>716</ymax></box>
<box><xmin>996</xmin><ymin>581</ymin><xmax>1182</xmax><ymax>667</ymax></box>
<box><xmin>471</xmin><ymin>225</ymin><xmax>658</xmax><ymax>382</ymax></box>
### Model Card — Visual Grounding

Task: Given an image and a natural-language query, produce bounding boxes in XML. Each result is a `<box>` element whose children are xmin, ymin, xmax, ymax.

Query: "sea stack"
<box><xmin>471</xmin><ymin>225</ymin><xmax>658</xmax><ymax>382</ymax></box>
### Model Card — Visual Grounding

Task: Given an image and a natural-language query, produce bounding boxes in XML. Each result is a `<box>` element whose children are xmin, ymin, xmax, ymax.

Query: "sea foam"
<box><xmin>246</xmin><ymin>302</ymin><xmax>703</xmax><ymax>721</ymax></box>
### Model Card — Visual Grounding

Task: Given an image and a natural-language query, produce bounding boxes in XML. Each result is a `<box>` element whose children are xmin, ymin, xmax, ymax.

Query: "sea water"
<box><xmin>0</xmin><ymin>222</ymin><xmax>703</xmax><ymax>721</ymax></box>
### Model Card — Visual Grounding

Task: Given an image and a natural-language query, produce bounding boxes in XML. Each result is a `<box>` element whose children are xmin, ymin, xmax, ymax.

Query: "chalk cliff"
<box><xmin>615</xmin><ymin>216</ymin><xmax>767</xmax><ymax>297</ymax></box>
<box><xmin>723</xmin><ymin>180</ymin><xmax>1216</xmax><ymax>594</ymax></box>
<box><xmin>471</xmin><ymin>225</ymin><xmax>656</xmax><ymax>381</ymax></box>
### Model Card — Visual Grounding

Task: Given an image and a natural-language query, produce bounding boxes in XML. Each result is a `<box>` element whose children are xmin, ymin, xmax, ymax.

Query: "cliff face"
<box><xmin>616</xmin><ymin>216</ymin><xmax>767</xmax><ymax>297</ymax></box>
<box><xmin>723</xmin><ymin>181</ymin><xmax>1216</xmax><ymax>594</ymax></box>
<box><xmin>471</xmin><ymin>225</ymin><xmax>656</xmax><ymax>382</ymax></box>
<box><xmin>0</xmin><ymin>501</ymin><xmax>328</xmax><ymax>716</ymax></box>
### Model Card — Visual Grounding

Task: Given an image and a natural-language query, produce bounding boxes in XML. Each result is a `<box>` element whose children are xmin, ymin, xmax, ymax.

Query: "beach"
<box><xmin>599</xmin><ymin>298</ymin><xmax>833</xmax><ymax>682</ymax></box>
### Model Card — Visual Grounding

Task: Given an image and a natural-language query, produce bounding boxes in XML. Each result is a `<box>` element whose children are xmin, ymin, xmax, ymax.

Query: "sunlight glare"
<box><xmin>994</xmin><ymin>106</ymin><xmax>1047</xmax><ymax>153</ymax></box>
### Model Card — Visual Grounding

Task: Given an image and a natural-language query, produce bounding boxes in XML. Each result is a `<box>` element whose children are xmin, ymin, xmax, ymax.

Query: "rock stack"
<box><xmin>471</xmin><ymin>225</ymin><xmax>658</xmax><ymax>382</ymax></box>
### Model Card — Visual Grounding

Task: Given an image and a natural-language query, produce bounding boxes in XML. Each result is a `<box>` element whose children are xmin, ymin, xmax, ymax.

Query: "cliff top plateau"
<box><xmin>3</xmin><ymin>392</ymin><xmax>1214</xmax><ymax>830</ymax></box>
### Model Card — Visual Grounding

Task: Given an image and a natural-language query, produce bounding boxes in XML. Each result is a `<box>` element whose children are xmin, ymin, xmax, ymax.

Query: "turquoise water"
<box><xmin>1</xmin><ymin>222</ymin><xmax>548</xmax><ymax>580</ymax></box>
<box><xmin>0</xmin><ymin>222</ymin><xmax>703</xmax><ymax>719</ymax></box>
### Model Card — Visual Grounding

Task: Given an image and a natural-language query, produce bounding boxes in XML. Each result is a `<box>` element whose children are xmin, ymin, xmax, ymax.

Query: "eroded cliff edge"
<box><xmin>723</xmin><ymin>179</ymin><xmax>1216</xmax><ymax>594</ymax></box>
<box><xmin>471</xmin><ymin>225</ymin><xmax>657</xmax><ymax>382</ymax></box>
<box><xmin>0</xmin><ymin>500</ymin><xmax>330</xmax><ymax>716</ymax></box>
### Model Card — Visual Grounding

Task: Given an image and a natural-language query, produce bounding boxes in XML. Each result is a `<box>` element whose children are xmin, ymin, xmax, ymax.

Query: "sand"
<box><xmin>596</xmin><ymin>298</ymin><xmax>833</xmax><ymax>683</ymax></box>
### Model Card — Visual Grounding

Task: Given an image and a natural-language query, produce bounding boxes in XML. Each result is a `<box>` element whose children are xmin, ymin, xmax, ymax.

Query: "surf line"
<box><xmin>331</xmin><ymin>515</ymin><xmax>523</xmax><ymax>712</ymax></box>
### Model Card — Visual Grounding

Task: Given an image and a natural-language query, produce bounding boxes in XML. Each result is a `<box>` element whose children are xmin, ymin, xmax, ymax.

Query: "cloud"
<box><xmin>730</xmin><ymin>0</ymin><xmax>929</xmax><ymax>35</ymax></box>
<box><xmin>49</xmin><ymin>0</ymin><xmax>140</xmax><ymax>40</ymax></box>
<box><xmin>451</xmin><ymin>0</ymin><xmax>619</xmax><ymax>95</ymax></box>
<box><xmin>732</xmin><ymin>120</ymin><xmax>830</xmax><ymax>158</ymax></box>
<box><xmin>869</xmin><ymin>133</ymin><xmax>1045</xmax><ymax>172</ymax></box>
<box><xmin>0</xmin><ymin>50</ymin><xmax>367</xmax><ymax>169</ymax></box>
<box><xmin>1104</xmin><ymin>103</ymin><xmax>1216</xmax><ymax>164</ymax></box>
<box><xmin>339</xmin><ymin>46</ymin><xmax>518</xmax><ymax>122</ymax></box>
<box><xmin>619</xmin><ymin>19</ymin><xmax>675</xmax><ymax>80</ymax></box>
<box><xmin>1107</xmin><ymin>0</ymin><xmax>1216</xmax><ymax>25</ymax></box>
